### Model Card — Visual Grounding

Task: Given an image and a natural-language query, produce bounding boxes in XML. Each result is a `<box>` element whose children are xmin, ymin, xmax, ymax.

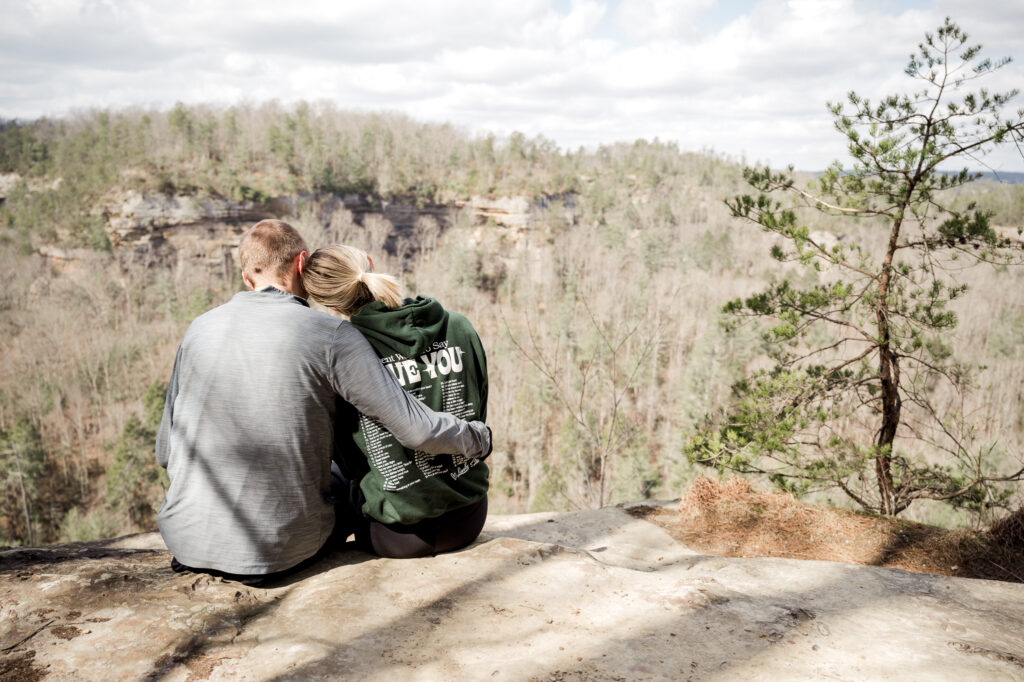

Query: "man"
<box><xmin>155</xmin><ymin>219</ymin><xmax>491</xmax><ymax>582</ymax></box>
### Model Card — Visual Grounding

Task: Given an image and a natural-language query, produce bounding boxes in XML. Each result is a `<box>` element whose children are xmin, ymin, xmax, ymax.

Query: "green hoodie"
<box><xmin>342</xmin><ymin>296</ymin><xmax>489</xmax><ymax>525</ymax></box>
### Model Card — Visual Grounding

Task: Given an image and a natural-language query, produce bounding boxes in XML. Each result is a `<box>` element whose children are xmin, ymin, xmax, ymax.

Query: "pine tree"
<box><xmin>688</xmin><ymin>18</ymin><xmax>1024</xmax><ymax>517</ymax></box>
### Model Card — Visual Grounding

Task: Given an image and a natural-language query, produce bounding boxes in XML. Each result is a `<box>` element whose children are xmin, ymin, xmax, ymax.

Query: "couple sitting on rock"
<box><xmin>155</xmin><ymin>219</ymin><xmax>491</xmax><ymax>586</ymax></box>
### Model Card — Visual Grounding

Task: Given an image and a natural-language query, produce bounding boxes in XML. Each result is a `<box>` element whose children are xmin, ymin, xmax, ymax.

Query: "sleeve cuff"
<box><xmin>482</xmin><ymin>424</ymin><xmax>493</xmax><ymax>461</ymax></box>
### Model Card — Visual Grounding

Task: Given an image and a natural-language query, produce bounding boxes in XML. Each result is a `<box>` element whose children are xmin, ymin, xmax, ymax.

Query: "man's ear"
<box><xmin>296</xmin><ymin>250</ymin><xmax>307</xmax><ymax>275</ymax></box>
<box><xmin>367</xmin><ymin>255</ymin><xmax>375</xmax><ymax>272</ymax></box>
<box><xmin>243</xmin><ymin>274</ymin><xmax>255</xmax><ymax>290</ymax></box>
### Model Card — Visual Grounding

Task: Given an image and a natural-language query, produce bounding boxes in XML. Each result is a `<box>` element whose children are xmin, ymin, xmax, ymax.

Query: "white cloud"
<box><xmin>1</xmin><ymin>0</ymin><xmax>1022</xmax><ymax>171</ymax></box>
<box><xmin>614</xmin><ymin>0</ymin><xmax>716</xmax><ymax>40</ymax></box>
<box><xmin>557</xmin><ymin>0</ymin><xmax>608</xmax><ymax>44</ymax></box>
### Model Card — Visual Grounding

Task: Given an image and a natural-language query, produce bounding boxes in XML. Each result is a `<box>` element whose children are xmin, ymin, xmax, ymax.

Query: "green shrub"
<box><xmin>57</xmin><ymin>506</ymin><xmax>121</xmax><ymax>543</ymax></box>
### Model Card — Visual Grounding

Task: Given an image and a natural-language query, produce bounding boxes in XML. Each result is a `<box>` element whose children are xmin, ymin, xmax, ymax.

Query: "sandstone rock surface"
<box><xmin>2</xmin><ymin>506</ymin><xmax>1023</xmax><ymax>681</ymax></box>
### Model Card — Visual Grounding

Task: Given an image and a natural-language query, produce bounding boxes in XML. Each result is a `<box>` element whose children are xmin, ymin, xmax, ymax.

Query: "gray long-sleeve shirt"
<box><xmin>155</xmin><ymin>287</ymin><xmax>491</xmax><ymax>574</ymax></box>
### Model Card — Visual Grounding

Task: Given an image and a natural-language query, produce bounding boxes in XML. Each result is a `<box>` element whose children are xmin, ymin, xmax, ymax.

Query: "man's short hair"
<box><xmin>239</xmin><ymin>220</ymin><xmax>308</xmax><ymax>282</ymax></box>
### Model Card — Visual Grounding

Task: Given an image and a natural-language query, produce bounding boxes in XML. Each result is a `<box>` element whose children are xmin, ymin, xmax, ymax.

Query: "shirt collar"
<box><xmin>236</xmin><ymin>285</ymin><xmax>310</xmax><ymax>307</ymax></box>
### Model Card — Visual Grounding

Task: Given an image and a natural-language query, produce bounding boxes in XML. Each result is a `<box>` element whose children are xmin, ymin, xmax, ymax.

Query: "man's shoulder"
<box><xmin>182</xmin><ymin>298</ymin><xmax>234</xmax><ymax>334</ymax></box>
<box><xmin>185</xmin><ymin>292</ymin><xmax>348</xmax><ymax>339</ymax></box>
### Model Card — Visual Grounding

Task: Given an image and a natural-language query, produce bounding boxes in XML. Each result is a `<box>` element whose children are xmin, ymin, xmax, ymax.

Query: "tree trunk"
<box><xmin>875</xmin><ymin>340</ymin><xmax>900</xmax><ymax>515</ymax></box>
<box><xmin>14</xmin><ymin>455</ymin><xmax>34</xmax><ymax>546</ymax></box>
<box><xmin>874</xmin><ymin>207</ymin><xmax>907</xmax><ymax>516</ymax></box>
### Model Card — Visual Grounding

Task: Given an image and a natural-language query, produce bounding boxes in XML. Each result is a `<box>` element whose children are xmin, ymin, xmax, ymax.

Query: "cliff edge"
<box><xmin>2</xmin><ymin>505</ymin><xmax>1023</xmax><ymax>681</ymax></box>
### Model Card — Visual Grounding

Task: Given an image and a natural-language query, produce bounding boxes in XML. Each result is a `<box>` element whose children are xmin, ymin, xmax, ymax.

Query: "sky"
<box><xmin>2</xmin><ymin>0</ymin><xmax>1024</xmax><ymax>172</ymax></box>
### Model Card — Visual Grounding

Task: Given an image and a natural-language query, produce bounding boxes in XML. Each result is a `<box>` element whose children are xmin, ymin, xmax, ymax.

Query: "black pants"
<box><xmin>331</xmin><ymin>461</ymin><xmax>488</xmax><ymax>559</ymax></box>
<box><xmin>368</xmin><ymin>495</ymin><xmax>488</xmax><ymax>559</ymax></box>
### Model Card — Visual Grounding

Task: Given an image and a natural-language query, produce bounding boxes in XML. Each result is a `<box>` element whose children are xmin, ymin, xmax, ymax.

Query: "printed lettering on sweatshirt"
<box><xmin>380</xmin><ymin>342</ymin><xmax>467</xmax><ymax>388</ymax></box>
<box><xmin>361</xmin><ymin>344</ymin><xmax>480</xmax><ymax>491</ymax></box>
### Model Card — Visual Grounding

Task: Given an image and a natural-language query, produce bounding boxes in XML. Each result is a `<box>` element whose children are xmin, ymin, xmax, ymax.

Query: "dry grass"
<box><xmin>630</xmin><ymin>477</ymin><xmax>1024</xmax><ymax>584</ymax></box>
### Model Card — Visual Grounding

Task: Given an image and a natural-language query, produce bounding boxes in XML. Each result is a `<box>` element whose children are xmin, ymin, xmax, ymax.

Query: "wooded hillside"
<box><xmin>1</xmin><ymin>103</ymin><xmax>1023</xmax><ymax>545</ymax></box>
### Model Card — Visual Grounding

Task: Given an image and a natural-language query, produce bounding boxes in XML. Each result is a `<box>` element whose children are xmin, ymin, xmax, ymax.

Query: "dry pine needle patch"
<box><xmin>630</xmin><ymin>477</ymin><xmax>1024</xmax><ymax>583</ymax></box>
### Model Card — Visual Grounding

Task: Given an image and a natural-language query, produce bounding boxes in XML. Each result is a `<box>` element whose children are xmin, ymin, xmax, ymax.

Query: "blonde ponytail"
<box><xmin>360</xmin><ymin>270</ymin><xmax>404</xmax><ymax>309</ymax></box>
<box><xmin>303</xmin><ymin>245</ymin><xmax>404</xmax><ymax>315</ymax></box>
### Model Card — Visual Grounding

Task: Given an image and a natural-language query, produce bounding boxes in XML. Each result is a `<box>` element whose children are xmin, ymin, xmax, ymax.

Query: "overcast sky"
<box><xmin>3</xmin><ymin>0</ymin><xmax>1023</xmax><ymax>172</ymax></box>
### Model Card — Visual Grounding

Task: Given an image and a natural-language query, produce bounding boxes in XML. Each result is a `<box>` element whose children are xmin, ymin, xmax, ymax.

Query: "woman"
<box><xmin>302</xmin><ymin>245</ymin><xmax>490</xmax><ymax>558</ymax></box>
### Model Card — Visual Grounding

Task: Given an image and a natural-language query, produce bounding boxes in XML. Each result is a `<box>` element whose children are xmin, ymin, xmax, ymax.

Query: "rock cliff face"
<box><xmin>99</xmin><ymin>190</ymin><xmax>287</xmax><ymax>272</ymax></box>
<box><xmin>3</xmin><ymin>505</ymin><xmax>1023</xmax><ymax>681</ymax></box>
<box><xmin>33</xmin><ymin>187</ymin><xmax>575</xmax><ymax>273</ymax></box>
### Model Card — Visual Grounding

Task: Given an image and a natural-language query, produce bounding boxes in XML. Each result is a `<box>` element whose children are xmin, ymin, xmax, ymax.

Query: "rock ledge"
<box><xmin>2</xmin><ymin>506</ymin><xmax>1023</xmax><ymax>681</ymax></box>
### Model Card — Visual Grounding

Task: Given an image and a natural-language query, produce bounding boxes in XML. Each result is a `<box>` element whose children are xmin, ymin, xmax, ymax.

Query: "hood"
<box><xmin>349</xmin><ymin>295</ymin><xmax>448</xmax><ymax>359</ymax></box>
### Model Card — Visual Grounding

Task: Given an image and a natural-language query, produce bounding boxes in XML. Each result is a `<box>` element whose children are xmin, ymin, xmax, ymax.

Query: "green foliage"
<box><xmin>988</xmin><ymin>312</ymin><xmax>1024</xmax><ymax>358</ymax></box>
<box><xmin>106</xmin><ymin>382</ymin><xmax>169</xmax><ymax>528</ymax></box>
<box><xmin>691</xmin><ymin>18</ymin><xmax>1024</xmax><ymax>517</ymax></box>
<box><xmin>950</xmin><ymin>178</ymin><xmax>1024</xmax><ymax>227</ymax></box>
<box><xmin>171</xmin><ymin>288</ymin><xmax>214</xmax><ymax>323</ymax></box>
<box><xmin>0</xmin><ymin>416</ymin><xmax>46</xmax><ymax>545</ymax></box>
<box><xmin>0</xmin><ymin>104</ymin><xmax>589</xmax><ymax>248</ymax></box>
<box><xmin>143</xmin><ymin>380</ymin><xmax>167</xmax><ymax>428</ymax></box>
<box><xmin>0</xmin><ymin>102</ymin><xmax>751</xmax><ymax>257</ymax></box>
<box><xmin>57</xmin><ymin>506</ymin><xmax>121</xmax><ymax>543</ymax></box>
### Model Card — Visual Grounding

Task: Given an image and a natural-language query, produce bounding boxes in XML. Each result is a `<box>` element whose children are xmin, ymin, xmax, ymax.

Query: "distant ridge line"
<box><xmin>975</xmin><ymin>171</ymin><xmax>1024</xmax><ymax>184</ymax></box>
<box><xmin>807</xmin><ymin>169</ymin><xmax>1024</xmax><ymax>184</ymax></box>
